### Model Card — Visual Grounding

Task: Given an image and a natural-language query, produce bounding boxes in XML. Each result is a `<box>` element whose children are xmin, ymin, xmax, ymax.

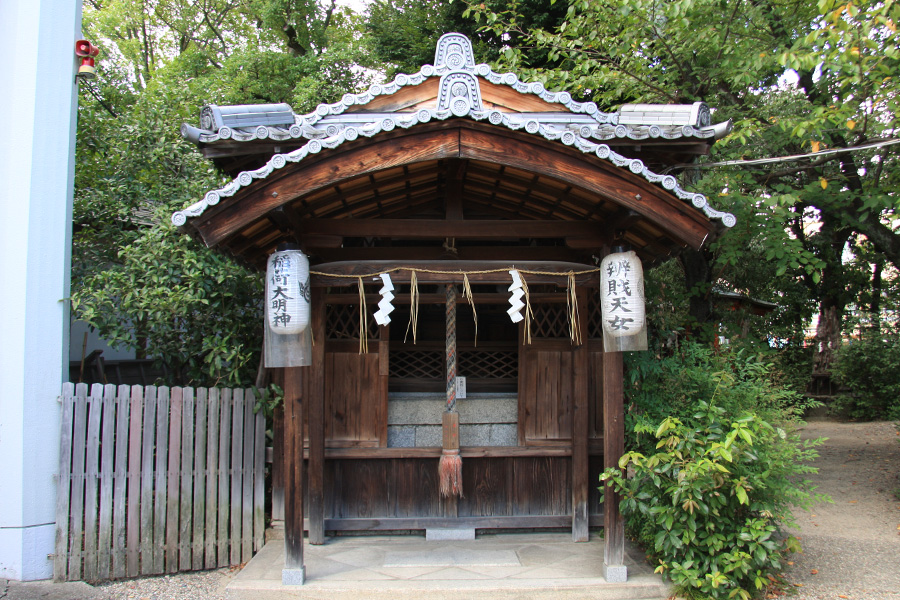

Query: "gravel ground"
<box><xmin>781</xmin><ymin>420</ymin><xmax>900</xmax><ymax>600</ymax></box>
<box><xmin>95</xmin><ymin>569</ymin><xmax>237</xmax><ymax>600</ymax></box>
<box><xmin>1</xmin><ymin>568</ymin><xmax>237</xmax><ymax>600</ymax></box>
<box><xmin>92</xmin><ymin>569</ymin><xmax>236</xmax><ymax>600</ymax></box>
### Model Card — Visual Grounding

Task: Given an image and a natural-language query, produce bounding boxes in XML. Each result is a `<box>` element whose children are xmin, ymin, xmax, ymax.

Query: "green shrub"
<box><xmin>832</xmin><ymin>326</ymin><xmax>900</xmax><ymax>420</ymax></box>
<box><xmin>611</xmin><ymin>343</ymin><xmax>826</xmax><ymax>599</ymax></box>
<box><xmin>624</xmin><ymin>343</ymin><xmax>819</xmax><ymax>455</ymax></box>
<box><xmin>601</xmin><ymin>395</ymin><xmax>824</xmax><ymax>600</ymax></box>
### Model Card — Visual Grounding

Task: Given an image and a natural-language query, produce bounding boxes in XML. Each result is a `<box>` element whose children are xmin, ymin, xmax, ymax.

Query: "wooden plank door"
<box><xmin>323</xmin><ymin>302</ymin><xmax>388</xmax><ymax>447</ymax></box>
<box><xmin>518</xmin><ymin>302</ymin><xmax>576</xmax><ymax>445</ymax></box>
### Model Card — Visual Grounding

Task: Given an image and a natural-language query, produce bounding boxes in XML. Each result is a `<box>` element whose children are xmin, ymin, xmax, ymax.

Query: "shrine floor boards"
<box><xmin>226</xmin><ymin>531</ymin><xmax>670</xmax><ymax>600</ymax></box>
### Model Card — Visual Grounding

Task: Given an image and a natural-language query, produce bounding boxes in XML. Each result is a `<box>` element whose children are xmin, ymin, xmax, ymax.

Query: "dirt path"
<box><xmin>783</xmin><ymin>420</ymin><xmax>900</xmax><ymax>600</ymax></box>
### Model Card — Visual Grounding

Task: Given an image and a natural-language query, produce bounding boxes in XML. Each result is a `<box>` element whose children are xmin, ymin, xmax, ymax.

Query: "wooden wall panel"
<box><xmin>513</xmin><ymin>457</ymin><xmax>571</xmax><ymax>515</ymax></box>
<box><xmin>520</xmin><ymin>347</ymin><xmax>574</xmax><ymax>443</ymax></box>
<box><xmin>328</xmin><ymin>459</ymin><xmax>443</xmax><ymax>519</ymax></box>
<box><xmin>324</xmin><ymin>351</ymin><xmax>383</xmax><ymax>445</ymax></box>
<box><xmin>325</xmin><ymin>457</ymin><xmax>572</xmax><ymax>521</ymax></box>
<box><xmin>388</xmin><ymin>459</ymin><xmax>444</xmax><ymax>518</ymax></box>
<box><xmin>458</xmin><ymin>458</ymin><xmax>512</xmax><ymax>517</ymax></box>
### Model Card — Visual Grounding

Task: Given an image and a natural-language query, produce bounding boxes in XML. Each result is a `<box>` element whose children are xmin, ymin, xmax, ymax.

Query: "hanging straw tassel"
<box><xmin>567</xmin><ymin>273</ymin><xmax>582</xmax><ymax>345</ymax></box>
<box><xmin>357</xmin><ymin>277</ymin><xmax>369</xmax><ymax>354</ymax></box>
<box><xmin>439</xmin><ymin>283</ymin><xmax>463</xmax><ymax>498</ymax></box>
<box><xmin>439</xmin><ymin>413</ymin><xmax>462</xmax><ymax>497</ymax></box>
<box><xmin>462</xmin><ymin>273</ymin><xmax>478</xmax><ymax>347</ymax></box>
<box><xmin>519</xmin><ymin>273</ymin><xmax>534</xmax><ymax>345</ymax></box>
<box><xmin>405</xmin><ymin>271</ymin><xmax>419</xmax><ymax>344</ymax></box>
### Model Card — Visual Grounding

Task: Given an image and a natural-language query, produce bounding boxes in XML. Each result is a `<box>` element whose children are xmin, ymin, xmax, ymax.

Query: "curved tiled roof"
<box><xmin>173</xmin><ymin>33</ymin><xmax>735</xmax><ymax>229</ymax></box>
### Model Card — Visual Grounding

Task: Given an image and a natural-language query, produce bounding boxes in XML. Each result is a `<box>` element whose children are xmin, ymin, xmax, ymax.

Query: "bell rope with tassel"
<box><xmin>439</xmin><ymin>283</ymin><xmax>463</xmax><ymax>497</ymax></box>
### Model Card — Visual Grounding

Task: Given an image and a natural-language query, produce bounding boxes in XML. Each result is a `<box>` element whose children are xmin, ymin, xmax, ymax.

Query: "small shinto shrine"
<box><xmin>173</xmin><ymin>33</ymin><xmax>734</xmax><ymax>585</ymax></box>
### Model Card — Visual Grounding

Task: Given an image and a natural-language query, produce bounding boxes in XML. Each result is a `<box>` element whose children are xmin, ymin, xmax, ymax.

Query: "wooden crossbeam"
<box><xmin>293</xmin><ymin>218</ymin><xmax>606</xmax><ymax>240</ymax></box>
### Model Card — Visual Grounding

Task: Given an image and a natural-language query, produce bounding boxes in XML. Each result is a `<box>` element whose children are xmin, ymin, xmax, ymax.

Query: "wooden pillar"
<box><xmin>282</xmin><ymin>366</ymin><xmax>305</xmax><ymax>585</ymax></box>
<box><xmin>571</xmin><ymin>287</ymin><xmax>590</xmax><ymax>542</ymax></box>
<box><xmin>602</xmin><ymin>350</ymin><xmax>627</xmax><ymax>582</ymax></box>
<box><xmin>271</xmin><ymin>406</ymin><xmax>284</xmax><ymax>522</ymax></box>
<box><xmin>308</xmin><ymin>291</ymin><xmax>326</xmax><ymax>544</ymax></box>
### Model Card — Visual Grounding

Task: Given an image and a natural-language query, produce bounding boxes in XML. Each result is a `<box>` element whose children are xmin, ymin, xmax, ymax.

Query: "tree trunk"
<box><xmin>812</xmin><ymin>304</ymin><xmax>841</xmax><ymax>376</ymax></box>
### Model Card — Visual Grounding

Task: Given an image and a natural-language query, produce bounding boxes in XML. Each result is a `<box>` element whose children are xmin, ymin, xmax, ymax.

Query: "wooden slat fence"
<box><xmin>54</xmin><ymin>383</ymin><xmax>266</xmax><ymax>582</ymax></box>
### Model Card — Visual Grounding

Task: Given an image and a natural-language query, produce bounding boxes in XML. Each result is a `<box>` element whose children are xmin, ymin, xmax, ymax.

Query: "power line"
<box><xmin>662</xmin><ymin>137</ymin><xmax>900</xmax><ymax>173</ymax></box>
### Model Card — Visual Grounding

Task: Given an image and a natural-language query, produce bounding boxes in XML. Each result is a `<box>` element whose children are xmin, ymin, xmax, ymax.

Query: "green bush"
<box><xmin>610</xmin><ymin>343</ymin><xmax>826</xmax><ymax>599</ymax></box>
<box><xmin>832</xmin><ymin>326</ymin><xmax>900</xmax><ymax>420</ymax></box>
<box><xmin>601</xmin><ymin>395</ymin><xmax>824</xmax><ymax>600</ymax></box>
<box><xmin>624</xmin><ymin>343</ymin><xmax>818</xmax><ymax>453</ymax></box>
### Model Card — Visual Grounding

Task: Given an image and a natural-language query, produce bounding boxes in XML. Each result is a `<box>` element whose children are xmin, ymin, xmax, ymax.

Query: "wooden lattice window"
<box><xmin>530</xmin><ymin>303</ymin><xmax>569</xmax><ymax>338</ymax></box>
<box><xmin>326</xmin><ymin>303</ymin><xmax>380</xmax><ymax>341</ymax></box>
<box><xmin>588</xmin><ymin>288</ymin><xmax>604</xmax><ymax>339</ymax></box>
<box><xmin>389</xmin><ymin>350</ymin><xmax>444</xmax><ymax>379</ymax></box>
<box><xmin>458</xmin><ymin>350</ymin><xmax>517</xmax><ymax>379</ymax></box>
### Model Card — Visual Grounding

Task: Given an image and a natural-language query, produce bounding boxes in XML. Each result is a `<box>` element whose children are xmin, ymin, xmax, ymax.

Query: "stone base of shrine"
<box><xmin>227</xmin><ymin>532</ymin><xmax>670</xmax><ymax>600</ymax></box>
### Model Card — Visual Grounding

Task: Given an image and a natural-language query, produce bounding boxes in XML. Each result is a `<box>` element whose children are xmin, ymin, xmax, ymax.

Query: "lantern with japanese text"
<box><xmin>264</xmin><ymin>244</ymin><xmax>312</xmax><ymax>367</ymax></box>
<box><xmin>600</xmin><ymin>249</ymin><xmax>648</xmax><ymax>352</ymax></box>
<box><xmin>266</xmin><ymin>248</ymin><xmax>310</xmax><ymax>334</ymax></box>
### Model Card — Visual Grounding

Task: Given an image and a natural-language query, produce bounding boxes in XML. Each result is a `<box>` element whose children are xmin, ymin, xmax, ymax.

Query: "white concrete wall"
<box><xmin>0</xmin><ymin>0</ymin><xmax>81</xmax><ymax>581</ymax></box>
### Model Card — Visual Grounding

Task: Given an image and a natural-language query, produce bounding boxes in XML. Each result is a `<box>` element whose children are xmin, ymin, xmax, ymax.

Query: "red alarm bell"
<box><xmin>75</xmin><ymin>40</ymin><xmax>100</xmax><ymax>79</ymax></box>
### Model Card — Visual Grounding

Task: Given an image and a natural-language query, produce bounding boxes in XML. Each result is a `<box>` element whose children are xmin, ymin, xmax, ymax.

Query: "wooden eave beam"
<box><xmin>310</xmin><ymin>245</ymin><xmax>587</xmax><ymax>263</ymax></box>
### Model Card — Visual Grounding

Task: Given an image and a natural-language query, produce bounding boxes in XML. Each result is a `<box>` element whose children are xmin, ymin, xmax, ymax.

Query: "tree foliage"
<box><xmin>72</xmin><ymin>0</ymin><xmax>371</xmax><ymax>385</ymax></box>
<box><xmin>73</xmin><ymin>218</ymin><xmax>263</xmax><ymax>386</ymax></box>
<box><xmin>469</xmin><ymin>0</ymin><xmax>900</xmax><ymax>365</ymax></box>
<box><xmin>366</xmin><ymin>0</ymin><xmax>568</xmax><ymax>78</ymax></box>
<box><xmin>832</xmin><ymin>324</ymin><xmax>900</xmax><ymax>420</ymax></box>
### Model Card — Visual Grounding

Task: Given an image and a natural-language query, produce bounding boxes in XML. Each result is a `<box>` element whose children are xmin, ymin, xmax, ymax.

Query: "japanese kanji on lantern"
<box><xmin>600</xmin><ymin>249</ymin><xmax>648</xmax><ymax>352</ymax></box>
<box><xmin>264</xmin><ymin>243</ymin><xmax>313</xmax><ymax>367</ymax></box>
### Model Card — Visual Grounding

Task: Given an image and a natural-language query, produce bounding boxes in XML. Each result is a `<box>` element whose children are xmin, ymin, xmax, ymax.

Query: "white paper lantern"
<box><xmin>265</xmin><ymin>248</ymin><xmax>310</xmax><ymax>335</ymax></box>
<box><xmin>600</xmin><ymin>250</ymin><xmax>646</xmax><ymax>341</ymax></box>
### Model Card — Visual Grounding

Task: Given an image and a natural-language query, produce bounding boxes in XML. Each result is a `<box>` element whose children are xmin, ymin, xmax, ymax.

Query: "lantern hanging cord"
<box><xmin>660</xmin><ymin>137</ymin><xmax>900</xmax><ymax>174</ymax></box>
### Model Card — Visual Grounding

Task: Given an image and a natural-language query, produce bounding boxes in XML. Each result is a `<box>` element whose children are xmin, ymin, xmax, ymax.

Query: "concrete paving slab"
<box><xmin>371</xmin><ymin>566</ymin><xmax>448</xmax><ymax>579</ymax></box>
<box><xmin>225</xmin><ymin>533</ymin><xmax>672</xmax><ymax>600</ymax></box>
<box><xmin>384</xmin><ymin>548</ymin><xmax>519</xmax><ymax>567</ymax></box>
<box><xmin>410</xmin><ymin>566</ymin><xmax>495</xmax><ymax>580</ymax></box>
